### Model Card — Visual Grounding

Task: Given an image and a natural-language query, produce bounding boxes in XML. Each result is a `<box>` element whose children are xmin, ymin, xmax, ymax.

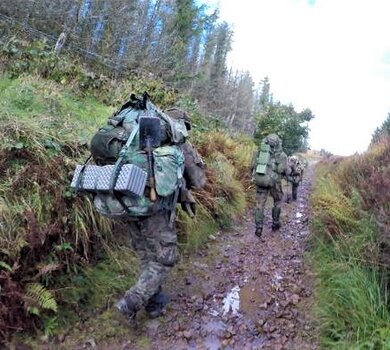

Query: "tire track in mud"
<box><xmin>111</xmin><ymin>165</ymin><xmax>319</xmax><ymax>350</ymax></box>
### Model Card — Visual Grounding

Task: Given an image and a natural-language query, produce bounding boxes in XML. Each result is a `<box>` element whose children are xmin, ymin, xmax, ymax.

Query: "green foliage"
<box><xmin>254</xmin><ymin>102</ymin><xmax>313</xmax><ymax>155</ymax></box>
<box><xmin>173</xmin><ymin>95</ymin><xmax>227</xmax><ymax>132</ymax></box>
<box><xmin>371</xmin><ymin>112</ymin><xmax>390</xmax><ymax>145</ymax></box>
<box><xmin>0</xmin><ymin>65</ymin><xmax>256</xmax><ymax>344</ymax></box>
<box><xmin>25</xmin><ymin>283</ymin><xmax>58</xmax><ymax>313</ymax></box>
<box><xmin>177</xmin><ymin>131</ymin><xmax>254</xmax><ymax>248</ymax></box>
<box><xmin>319</xmin><ymin>148</ymin><xmax>333</xmax><ymax>158</ymax></box>
<box><xmin>0</xmin><ymin>261</ymin><xmax>12</xmax><ymax>271</ymax></box>
<box><xmin>0</xmin><ymin>75</ymin><xmax>113</xmax><ymax>135</ymax></box>
<box><xmin>42</xmin><ymin>316</ymin><xmax>59</xmax><ymax>337</ymax></box>
<box><xmin>0</xmin><ymin>75</ymin><xmax>116</xmax><ymax>342</ymax></box>
<box><xmin>0</xmin><ymin>39</ymin><xmax>178</xmax><ymax>108</ymax></box>
<box><xmin>57</xmin><ymin>248</ymin><xmax>137</xmax><ymax>318</ymax></box>
<box><xmin>311</xmin><ymin>155</ymin><xmax>390</xmax><ymax>348</ymax></box>
<box><xmin>254</xmin><ymin>79</ymin><xmax>314</xmax><ymax>155</ymax></box>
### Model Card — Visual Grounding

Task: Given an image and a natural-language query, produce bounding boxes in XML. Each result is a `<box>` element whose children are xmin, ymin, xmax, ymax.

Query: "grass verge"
<box><xmin>311</xmin><ymin>153</ymin><xmax>390</xmax><ymax>349</ymax></box>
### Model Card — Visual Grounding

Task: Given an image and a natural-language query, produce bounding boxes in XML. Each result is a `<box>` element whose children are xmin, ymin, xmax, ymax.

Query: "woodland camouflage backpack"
<box><xmin>165</xmin><ymin>108</ymin><xmax>206</xmax><ymax>191</ymax></box>
<box><xmin>71</xmin><ymin>93</ymin><xmax>188</xmax><ymax>219</ymax></box>
<box><xmin>287</xmin><ymin>155</ymin><xmax>304</xmax><ymax>184</ymax></box>
<box><xmin>288</xmin><ymin>155</ymin><xmax>304</xmax><ymax>175</ymax></box>
<box><xmin>253</xmin><ymin>134</ymin><xmax>287</xmax><ymax>187</ymax></box>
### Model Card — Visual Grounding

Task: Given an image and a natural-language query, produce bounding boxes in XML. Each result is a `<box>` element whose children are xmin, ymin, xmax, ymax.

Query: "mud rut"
<box><xmin>107</xmin><ymin>165</ymin><xmax>319</xmax><ymax>350</ymax></box>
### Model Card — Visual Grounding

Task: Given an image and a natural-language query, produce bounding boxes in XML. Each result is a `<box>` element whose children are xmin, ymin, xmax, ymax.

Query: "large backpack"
<box><xmin>71</xmin><ymin>94</ymin><xmax>187</xmax><ymax>219</ymax></box>
<box><xmin>287</xmin><ymin>155</ymin><xmax>304</xmax><ymax>183</ymax></box>
<box><xmin>253</xmin><ymin>139</ymin><xmax>286</xmax><ymax>187</ymax></box>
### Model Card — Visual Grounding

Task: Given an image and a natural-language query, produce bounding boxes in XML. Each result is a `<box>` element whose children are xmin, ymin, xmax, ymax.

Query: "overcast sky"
<box><xmin>210</xmin><ymin>0</ymin><xmax>390</xmax><ymax>155</ymax></box>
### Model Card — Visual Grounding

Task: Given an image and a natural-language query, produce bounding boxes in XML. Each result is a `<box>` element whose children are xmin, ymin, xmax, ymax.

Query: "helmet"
<box><xmin>165</xmin><ymin>108</ymin><xmax>192</xmax><ymax>130</ymax></box>
<box><xmin>265</xmin><ymin>134</ymin><xmax>281</xmax><ymax>148</ymax></box>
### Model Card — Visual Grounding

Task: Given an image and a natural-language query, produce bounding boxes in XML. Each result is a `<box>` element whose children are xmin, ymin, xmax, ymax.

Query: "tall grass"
<box><xmin>311</xmin><ymin>152</ymin><xmax>390</xmax><ymax>349</ymax></box>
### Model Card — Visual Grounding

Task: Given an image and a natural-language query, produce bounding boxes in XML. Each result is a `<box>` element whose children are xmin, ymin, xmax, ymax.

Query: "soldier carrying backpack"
<box><xmin>287</xmin><ymin>155</ymin><xmax>304</xmax><ymax>202</ymax></box>
<box><xmin>251</xmin><ymin>134</ymin><xmax>288</xmax><ymax>237</ymax></box>
<box><xmin>71</xmin><ymin>93</ymin><xmax>206</xmax><ymax>325</ymax></box>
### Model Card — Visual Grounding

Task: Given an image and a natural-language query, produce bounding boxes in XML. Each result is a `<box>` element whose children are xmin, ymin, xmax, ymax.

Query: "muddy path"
<box><xmin>97</xmin><ymin>165</ymin><xmax>319</xmax><ymax>350</ymax></box>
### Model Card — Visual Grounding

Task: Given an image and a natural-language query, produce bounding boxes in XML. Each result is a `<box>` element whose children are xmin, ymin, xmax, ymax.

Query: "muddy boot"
<box><xmin>271</xmin><ymin>207</ymin><xmax>281</xmax><ymax>231</ymax></box>
<box><xmin>145</xmin><ymin>289</ymin><xmax>169</xmax><ymax>319</ymax></box>
<box><xmin>115</xmin><ymin>293</ymin><xmax>139</xmax><ymax>327</ymax></box>
<box><xmin>255</xmin><ymin>227</ymin><xmax>263</xmax><ymax>238</ymax></box>
<box><xmin>254</xmin><ymin>209</ymin><xmax>264</xmax><ymax>238</ymax></box>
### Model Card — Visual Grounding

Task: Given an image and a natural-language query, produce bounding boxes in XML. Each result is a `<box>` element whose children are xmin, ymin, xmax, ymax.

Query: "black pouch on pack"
<box><xmin>90</xmin><ymin>125</ymin><xmax>129</xmax><ymax>165</ymax></box>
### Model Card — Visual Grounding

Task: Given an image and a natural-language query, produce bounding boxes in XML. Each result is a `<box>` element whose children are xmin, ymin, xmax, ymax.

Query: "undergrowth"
<box><xmin>311</xmin><ymin>141</ymin><xmax>390</xmax><ymax>349</ymax></box>
<box><xmin>0</xmin><ymin>46</ymin><xmax>255</xmax><ymax>345</ymax></box>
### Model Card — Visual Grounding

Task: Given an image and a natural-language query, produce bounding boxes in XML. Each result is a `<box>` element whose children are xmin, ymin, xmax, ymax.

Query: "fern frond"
<box><xmin>26</xmin><ymin>283</ymin><xmax>57</xmax><ymax>313</ymax></box>
<box><xmin>0</xmin><ymin>261</ymin><xmax>12</xmax><ymax>271</ymax></box>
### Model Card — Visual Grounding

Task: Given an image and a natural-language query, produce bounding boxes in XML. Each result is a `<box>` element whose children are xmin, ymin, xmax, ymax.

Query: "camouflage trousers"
<box><xmin>289</xmin><ymin>181</ymin><xmax>299</xmax><ymax>201</ymax></box>
<box><xmin>287</xmin><ymin>175</ymin><xmax>301</xmax><ymax>201</ymax></box>
<box><xmin>123</xmin><ymin>212</ymin><xmax>178</xmax><ymax>311</ymax></box>
<box><xmin>255</xmin><ymin>182</ymin><xmax>283</xmax><ymax>230</ymax></box>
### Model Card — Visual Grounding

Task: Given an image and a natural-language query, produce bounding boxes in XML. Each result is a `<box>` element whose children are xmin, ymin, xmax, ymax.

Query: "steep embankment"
<box><xmin>59</xmin><ymin>166</ymin><xmax>319</xmax><ymax>350</ymax></box>
<box><xmin>310</xmin><ymin>140</ymin><xmax>390</xmax><ymax>349</ymax></box>
<box><xmin>0</xmin><ymin>72</ymin><xmax>254</xmax><ymax>346</ymax></box>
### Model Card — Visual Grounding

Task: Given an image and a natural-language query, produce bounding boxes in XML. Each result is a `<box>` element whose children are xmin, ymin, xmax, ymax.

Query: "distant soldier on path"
<box><xmin>251</xmin><ymin>134</ymin><xmax>288</xmax><ymax>237</ymax></box>
<box><xmin>287</xmin><ymin>155</ymin><xmax>304</xmax><ymax>202</ymax></box>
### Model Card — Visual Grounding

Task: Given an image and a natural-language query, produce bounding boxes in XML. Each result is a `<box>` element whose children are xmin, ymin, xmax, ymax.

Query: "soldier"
<box><xmin>252</xmin><ymin>134</ymin><xmax>288</xmax><ymax>237</ymax></box>
<box><xmin>287</xmin><ymin>155</ymin><xmax>304</xmax><ymax>202</ymax></box>
<box><xmin>74</xmin><ymin>93</ymin><xmax>207</xmax><ymax>326</ymax></box>
<box><xmin>113</xmin><ymin>104</ymin><xmax>206</xmax><ymax>325</ymax></box>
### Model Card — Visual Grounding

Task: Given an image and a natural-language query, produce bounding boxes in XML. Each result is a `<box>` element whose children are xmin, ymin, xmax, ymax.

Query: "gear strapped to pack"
<box><xmin>70</xmin><ymin>93</ymin><xmax>186</xmax><ymax>219</ymax></box>
<box><xmin>253</xmin><ymin>135</ymin><xmax>286</xmax><ymax>188</ymax></box>
<box><xmin>255</xmin><ymin>142</ymin><xmax>271</xmax><ymax>175</ymax></box>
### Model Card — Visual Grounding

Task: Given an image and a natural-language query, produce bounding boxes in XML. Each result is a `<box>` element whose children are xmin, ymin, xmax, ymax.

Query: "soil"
<box><xmin>75</xmin><ymin>164</ymin><xmax>320</xmax><ymax>350</ymax></box>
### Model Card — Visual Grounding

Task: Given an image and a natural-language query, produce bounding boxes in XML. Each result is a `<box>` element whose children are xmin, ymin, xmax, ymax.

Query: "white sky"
<box><xmin>210</xmin><ymin>0</ymin><xmax>390</xmax><ymax>155</ymax></box>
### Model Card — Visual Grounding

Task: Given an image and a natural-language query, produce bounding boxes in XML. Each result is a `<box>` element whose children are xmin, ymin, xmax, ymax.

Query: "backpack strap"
<box><xmin>168</xmin><ymin>163</ymin><xmax>184</xmax><ymax>228</ymax></box>
<box><xmin>108</xmin><ymin>124</ymin><xmax>139</xmax><ymax>195</ymax></box>
<box><xmin>74</xmin><ymin>155</ymin><xmax>92</xmax><ymax>192</ymax></box>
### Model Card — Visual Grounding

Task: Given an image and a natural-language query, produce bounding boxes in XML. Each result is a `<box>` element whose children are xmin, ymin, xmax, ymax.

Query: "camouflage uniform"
<box><xmin>252</xmin><ymin>134</ymin><xmax>288</xmax><ymax>237</ymax></box>
<box><xmin>287</xmin><ymin>155</ymin><xmax>304</xmax><ymax>201</ymax></box>
<box><xmin>116</xmin><ymin>108</ymin><xmax>205</xmax><ymax>323</ymax></box>
<box><xmin>117</xmin><ymin>212</ymin><xmax>178</xmax><ymax>317</ymax></box>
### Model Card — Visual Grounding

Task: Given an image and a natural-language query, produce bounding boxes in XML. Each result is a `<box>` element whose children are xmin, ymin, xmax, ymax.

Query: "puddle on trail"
<box><xmin>202</xmin><ymin>334</ymin><xmax>221</xmax><ymax>350</ymax></box>
<box><xmin>222</xmin><ymin>285</ymin><xmax>240</xmax><ymax>315</ymax></box>
<box><xmin>296</xmin><ymin>211</ymin><xmax>303</xmax><ymax>223</ymax></box>
<box><xmin>239</xmin><ymin>280</ymin><xmax>271</xmax><ymax>319</ymax></box>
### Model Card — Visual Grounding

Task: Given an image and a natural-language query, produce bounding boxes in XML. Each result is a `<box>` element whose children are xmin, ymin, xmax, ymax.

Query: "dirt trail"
<box><xmin>102</xmin><ymin>165</ymin><xmax>319</xmax><ymax>350</ymax></box>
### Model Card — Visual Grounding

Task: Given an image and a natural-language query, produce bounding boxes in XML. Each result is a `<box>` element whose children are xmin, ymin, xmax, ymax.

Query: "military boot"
<box><xmin>254</xmin><ymin>209</ymin><xmax>264</xmax><ymax>238</ymax></box>
<box><xmin>271</xmin><ymin>207</ymin><xmax>281</xmax><ymax>231</ymax></box>
<box><xmin>255</xmin><ymin>227</ymin><xmax>263</xmax><ymax>237</ymax></box>
<box><xmin>115</xmin><ymin>294</ymin><xmax>139</xmax><ymax>327</ymax></box>
<box><xmin>145</xmin><ymin>289</ymin><xmax>169</xmax><ymax>319</ymax></box>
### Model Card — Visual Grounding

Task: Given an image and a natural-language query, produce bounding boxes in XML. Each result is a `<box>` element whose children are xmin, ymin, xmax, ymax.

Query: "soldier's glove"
<box><xmin>180</xmin><ymin>188</ymin><xmax>196</xmax><ymax>218</ymax></box>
